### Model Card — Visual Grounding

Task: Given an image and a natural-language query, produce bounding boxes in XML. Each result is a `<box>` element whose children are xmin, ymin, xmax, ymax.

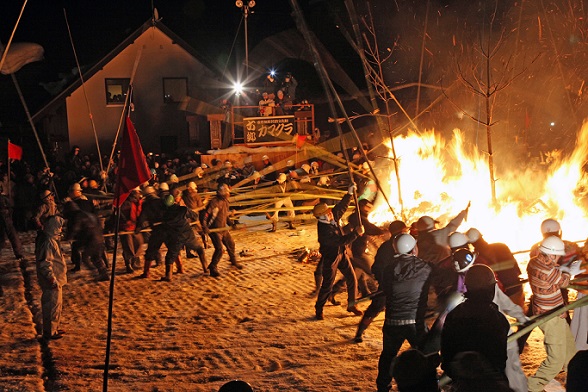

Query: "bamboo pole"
<box><xmin>63</xmin><ymin>8</ymin><xmax>104</xmax><ymax>178</ymax></box>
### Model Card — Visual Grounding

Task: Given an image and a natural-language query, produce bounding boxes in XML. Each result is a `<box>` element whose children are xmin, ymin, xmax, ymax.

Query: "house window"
<box><xmin>105</xmin><ymin>78</ymin><xmax>130</xmax><ymax>105</ymax></box>
<box><xmin>163</xmin><ymin>77</ymin><xmax>188</xmax><ymax>103</ymax></box>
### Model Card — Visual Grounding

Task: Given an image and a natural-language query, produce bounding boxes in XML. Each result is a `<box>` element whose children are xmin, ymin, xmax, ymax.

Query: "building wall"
<box><xmin>66</xmin><ymin>26</ymin><xmax>217</xmax><ymax>155</ymax></box>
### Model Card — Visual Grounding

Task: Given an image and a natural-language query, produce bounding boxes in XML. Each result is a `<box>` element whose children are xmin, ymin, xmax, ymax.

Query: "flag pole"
<box><xmin>102</xmin><ymin>85</ymin><xmax>133</xmax><ymax>392</ymax></box>
<box><xmin>6</xmin><ymin>140</ymin><xmax>11</xmax><ymax>200</ymax></box>
<box><xmin>0</xmin><ymin>0</ymin><xmax>28</xmax><ymax>74</ymax></box>
<box><xmin>63</xmin><ymin>9</ymin><xmax>105</xmax><ymax>180</ymax></box>
<box><xmin>105</xmin><ymin>46</ymin><xmax>143</xmax><ymax>179</ymax></box>
<box><xmin>288</xmin><ymin>0</ymin><xmax>398</xmax><ymax>220</ymax></box>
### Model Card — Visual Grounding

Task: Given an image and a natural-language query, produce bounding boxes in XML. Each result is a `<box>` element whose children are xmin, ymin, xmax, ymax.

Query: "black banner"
<box><xmin>244</xmin><ymin>115</ymin><xmax>295</xmax><ymax>145</ymax></box>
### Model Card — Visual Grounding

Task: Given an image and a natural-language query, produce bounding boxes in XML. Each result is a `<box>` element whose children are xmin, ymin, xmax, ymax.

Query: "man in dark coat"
<box><xmin>135</xmin><ymin>186</ymin><xmax>165</xmax><ymax>278</ymax></box>
<box><xmin>0</xmin><ymin>184</ymin><xmax>25</xmax><ymax>262</ymax></box>
<box><xmin>202</xmin><ymin>184</ymin><xmax>242</xmax><ymax>277</ymax></box>
<box><xmin>466</xmin><ymin>227</ymin><xmax>524</xmax><ymax>309</ymax></box>
<box><xmin>354</xmin><ymin>220</ymin><xmax>408</xmax><ymax>343</ymax></box>
<box><xmin>159</xmin><ymin>191</ymin><xmax>208</xmax><ymax>282</ymax></box>
<box><xmin>63</xmin><ymin>202</ymin><xmax>109</xmax><ymax>281</ymax></box>
<box><xmin>313</xmin><ymin>184</ymin><xmax>365</xmax><ymax>320</ymax></box>
<box><xmin>441</xmin><ymin>264</ymin><xmax>511</xmax><ymax>390</ymax></box>
<box><xmin>331</xmin><ymin>199</ymin><xmax>386</xmax><ymax>302</ymax></box>
<box><xmin>375</xmin><ymin>233</ymin><xmax>432</xmax><ymax>392</ymax></box>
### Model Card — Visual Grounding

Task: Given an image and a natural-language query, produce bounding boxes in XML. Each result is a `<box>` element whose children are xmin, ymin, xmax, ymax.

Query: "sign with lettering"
<box><xmin>243</xmin><ymin>115</ymin><xmax>295</xmax><ymax>146</ymax></box>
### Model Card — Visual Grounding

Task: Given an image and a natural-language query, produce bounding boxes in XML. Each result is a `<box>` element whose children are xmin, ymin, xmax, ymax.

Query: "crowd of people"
<box><xmin>310</xmin><ymin>189</ymin><xmax>588</xmax><ymax>391</ymax></box>
<box><xmin>1</xmin><ymin>141</ymin><xmax>588</xmax><ymax>391</ymax></box>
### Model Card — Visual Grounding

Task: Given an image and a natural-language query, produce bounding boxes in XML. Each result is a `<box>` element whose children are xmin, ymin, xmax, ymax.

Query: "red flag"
<box><xmin>295</xmin><ymin>134</ymin><xmax>307</xmax><ymax>149</ymax></box>
<box><xmin>8</xmin><ymin>141</ymin><xmax>22</xmax><ymax>160</ymax></box>
<box><xmin>113</xmin><ymin>117</ymin><xmax>150</xmax><ymax>207</ymax></box>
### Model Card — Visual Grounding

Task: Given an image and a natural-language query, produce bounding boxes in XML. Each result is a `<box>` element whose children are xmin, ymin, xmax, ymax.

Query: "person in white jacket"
<box><xmin>35</xmin><ymin>216</ymin><xmax>68</xmax><ymax>341</ymax></box>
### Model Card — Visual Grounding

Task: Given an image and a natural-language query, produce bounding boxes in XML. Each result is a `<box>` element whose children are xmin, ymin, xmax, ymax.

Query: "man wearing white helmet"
<box><xmin>375</xmin><ymin>233</ymin><xmax>432</xmax><ymax>392</ymax></box>
<box><xmin>193</xmin><ymin>167</ymin><xmax>205</xmax><ymax>179</ymax></box>
<box><xmin>285</xmin><ymin>160</ymin><xmax>296</xmax><ymax>174</ymax></box>
<box><xmin>528</xmin><ymin>218</ymin><xmax>583</xmax><ymax>329</ymax></box>
<box><xmin>63</xmin><ymin>182</ymin><xmax>94</xmax><ymax>213</ymax></box>
<box><xmin>267</xmin><ymin>173</ymin><xmax>296</xmax><ymax>232</ymax></box>
<box><xmin>466</xmin><ymin>227</ymin><xmax>524</xmax><ymax>309</ymax></box>
<box><xmin>313</xmin><ymin>183</ymin><xmax>365</xmax><ymax>320</ymax></box>
<box><xmin>415</xmin><ymin>202</ymin><xmax>470</xmax><ymax>266</ymax></box>
<box><xmin>526</xmin><ymin>236</ymin><xmax>584</xmax><ymax>392</ymax></box>
<box><xmin>158</xmin><ymin>182</ymin><xmax>170</xmax><ymax>199</ymax></box>
<box><xmin>529</xmin><ymin>218</ymin><xmax>582</xmax><ymax>264</ymax></box>
<box><xmin>135</xmin><ymin>186</ymin><xmax>165</xmax><ymax>278</ymax></box>
<box><xmin>182</xmin><ymin>181</ymin><xmax>208</xmax><ymax>251</ymax></box>
<box><xmin>33</xmin><ymin>189</ymin><xmax>58</xmax><ymax>231</ymax></box>
<box><xmin>202</xmin><ymin>184</ymin><xmax>242</xmax><ymax>277</ymax></box>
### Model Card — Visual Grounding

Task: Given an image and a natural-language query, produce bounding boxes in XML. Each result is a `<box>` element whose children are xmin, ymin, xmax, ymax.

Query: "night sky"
<box><xmin>0</xmin><ymin>0</ymin><xmax>325</xmax><ymax>124</ymax></box>
<box><xmin>2</xmin><ymin>0</ymin><xmax>588</xmax><ymax>158</ymax></box>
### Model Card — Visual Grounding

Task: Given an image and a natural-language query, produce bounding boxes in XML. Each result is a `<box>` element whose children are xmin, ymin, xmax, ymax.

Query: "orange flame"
<box><xmin>369</xmin><ymin>123</ymin><xmax>588</xmax><ymax>257</ymax></box>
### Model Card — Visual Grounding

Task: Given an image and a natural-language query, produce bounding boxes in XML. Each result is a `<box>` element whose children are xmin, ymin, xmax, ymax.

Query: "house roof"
<box><xmin>32</xmin><ymin>19</ymin><xmax>220</xmax><ymax>122</ymax></box>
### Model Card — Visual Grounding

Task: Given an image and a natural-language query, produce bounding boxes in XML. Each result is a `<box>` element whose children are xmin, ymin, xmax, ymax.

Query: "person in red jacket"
<box><xmin>119</xmin><ymin>188</ymin><xmax>144</xmax><ymax>273</ymax></box>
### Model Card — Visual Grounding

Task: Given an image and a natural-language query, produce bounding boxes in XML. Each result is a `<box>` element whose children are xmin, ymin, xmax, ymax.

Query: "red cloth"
<box><xmin>113</xmin><ymin>117</ymin><xmax>150</xmax><ymax>207</ymax></box>
<box><xmin>8</xmin><ymin>141</ymin><xmax>22</xmax><ymax>160</ymax></box>
<box><xmin>295</xmin><ymin>134</ymin><xmax>306</xmax><ymax>148</ymax></box>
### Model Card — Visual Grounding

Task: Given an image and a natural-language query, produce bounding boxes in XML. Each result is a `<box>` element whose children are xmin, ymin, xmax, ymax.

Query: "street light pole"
<box><xmin>236</xmin><ymin>1</ymin><xmax>255</xmax><ymax>78</ymax></box>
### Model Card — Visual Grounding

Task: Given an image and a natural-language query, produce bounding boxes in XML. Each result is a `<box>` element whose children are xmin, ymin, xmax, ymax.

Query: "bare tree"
<box><xmin>447</xmin><ymin>1</ymin><xmax>534</xmax><ymax>206</ymax></box>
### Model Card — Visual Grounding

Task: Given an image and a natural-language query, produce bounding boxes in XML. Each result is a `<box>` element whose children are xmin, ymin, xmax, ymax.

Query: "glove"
<box><xmin>348</xmin><ymin>184</ymin><xmax>357</xmax><ymax>195</ymax></box>
<box><xmin>560</xmin><ymin>260</ymin><xmax>586</xmax><ymax>277</ymax></box>
<box><xmin>356</xmin><ymin>225</ymin><xmax>365</xmax><ymax>236</ymax></box>
<box><xmin>568</xmin><ymin>260</ymin><xmax>586</xmax><ymax>276</ymax></box>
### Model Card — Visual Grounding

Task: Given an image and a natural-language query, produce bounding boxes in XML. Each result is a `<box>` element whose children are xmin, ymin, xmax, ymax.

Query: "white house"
<box><xmin>33</xmin><ymin>20</ymin><xmax>223</xmax><ymax>157</ymax></box>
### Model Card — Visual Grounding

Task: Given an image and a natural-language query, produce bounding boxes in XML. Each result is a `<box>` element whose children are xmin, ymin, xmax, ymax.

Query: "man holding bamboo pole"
<box><xmin>526</xmin><ymin>236</ymin><xmax>585</xmax><ymax>392</ymax></box>
<box><xmin>267</xmin><ymin>173</ymin><xmax>296</xmax><ymax>232</ymax></box>
<box><xmin>313</xmin><ymin>184</ymin><xmax>364</xmax><ymax>320</ymax></box>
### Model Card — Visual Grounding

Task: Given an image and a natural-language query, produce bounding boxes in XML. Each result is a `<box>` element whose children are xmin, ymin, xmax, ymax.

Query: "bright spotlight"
<box><xmin>550</xmin><ymin>122</ymin><xmax>555</xmax><ymax>127</ymax></box>
<box><xmin>233</xmin><ymin>82</ymin><xmax>244</xmax><ymax>96</ymax></box>
<box><xmin>270</xmin><ymin>69</ymin><xmax>276</xmax><ymax>77</ymax></box>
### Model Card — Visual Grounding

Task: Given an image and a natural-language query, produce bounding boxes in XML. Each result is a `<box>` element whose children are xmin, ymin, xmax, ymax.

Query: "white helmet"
<box><xmin>449</xmin><ymin>232</ymin><xmax>469</xmax><ymax>249</ymax></box>
<box><xmin>159</xmin><ymin>182</ymin><xmax>169</xmax><ymax>191</ymax></box>
<box><xmin>262</xmin><ymin>155</ymin><xmax>270</xmax><ymax>161</ymax></box>
<box><xmin>539</xmin><ymin>236</ymin><xmax>566</xmax><ymax>256</ymax></box>
<box><xmin>286</xmin><ymin>160</ymin><xmax>295</xmax><ymax>167</ymax></box>
<box><xmin>188</xmin><ymin>182</ymin><xmax>197</xmax><ymax>190</ymax></box>
<box><xmin>142</xmin><ymin>186</ymin><xmax>156</xmax><ymax>196</ymax></box>
<box><xmin>394</xmin><ymin>234</ymin><xmax>417</xmax><ymax>255</ymax></box>
<box><xmin>277</xmin><ymin>173</ymin><xmax>287</xmax><ymax>183</ymax></box>
<box><xmin>224</xmin><ymin>160</ymin><xmax>233</xmax><ymax>168</ymax></box>
<box><xmin>317</xmin><ymin>176</ymin><xmax>330</xmax><ymax>186</ymax></box>
<box><xmin>169</xmin><ymin>174</ymin><xmax>179</xmax><ymax>183</ymax></box>
<box><xmin>466</xmin><ymin>228</ymin><xmax>482</xmax><ymax>243</ymax></box>
<box><xmin>301</xmin><ymin>163</ymin><xmax>311</xmax><ymax>173</ymax></box>
<box><xmin>70</xmin><ymin>183</ymin><xmax>82</xmax><ymax>192</ymax></box>
<box><xmin>541</xmin><ymin>219</ymin><xmax>561</xmax><ymax>237</ymax></box>
<box><xmin>311</xmin><ymin>161</ymin><xmax>319</xmax><ymax>168</ymax></box>
<box><xmin>416</xmin><ymin>216</ymin><xmax>437</xmax><ymax>232</ymax></box>
<box><xmin>194</xmin><ymin>167</ymin><xmax>204</xmax><ymax>178</ymax></box>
